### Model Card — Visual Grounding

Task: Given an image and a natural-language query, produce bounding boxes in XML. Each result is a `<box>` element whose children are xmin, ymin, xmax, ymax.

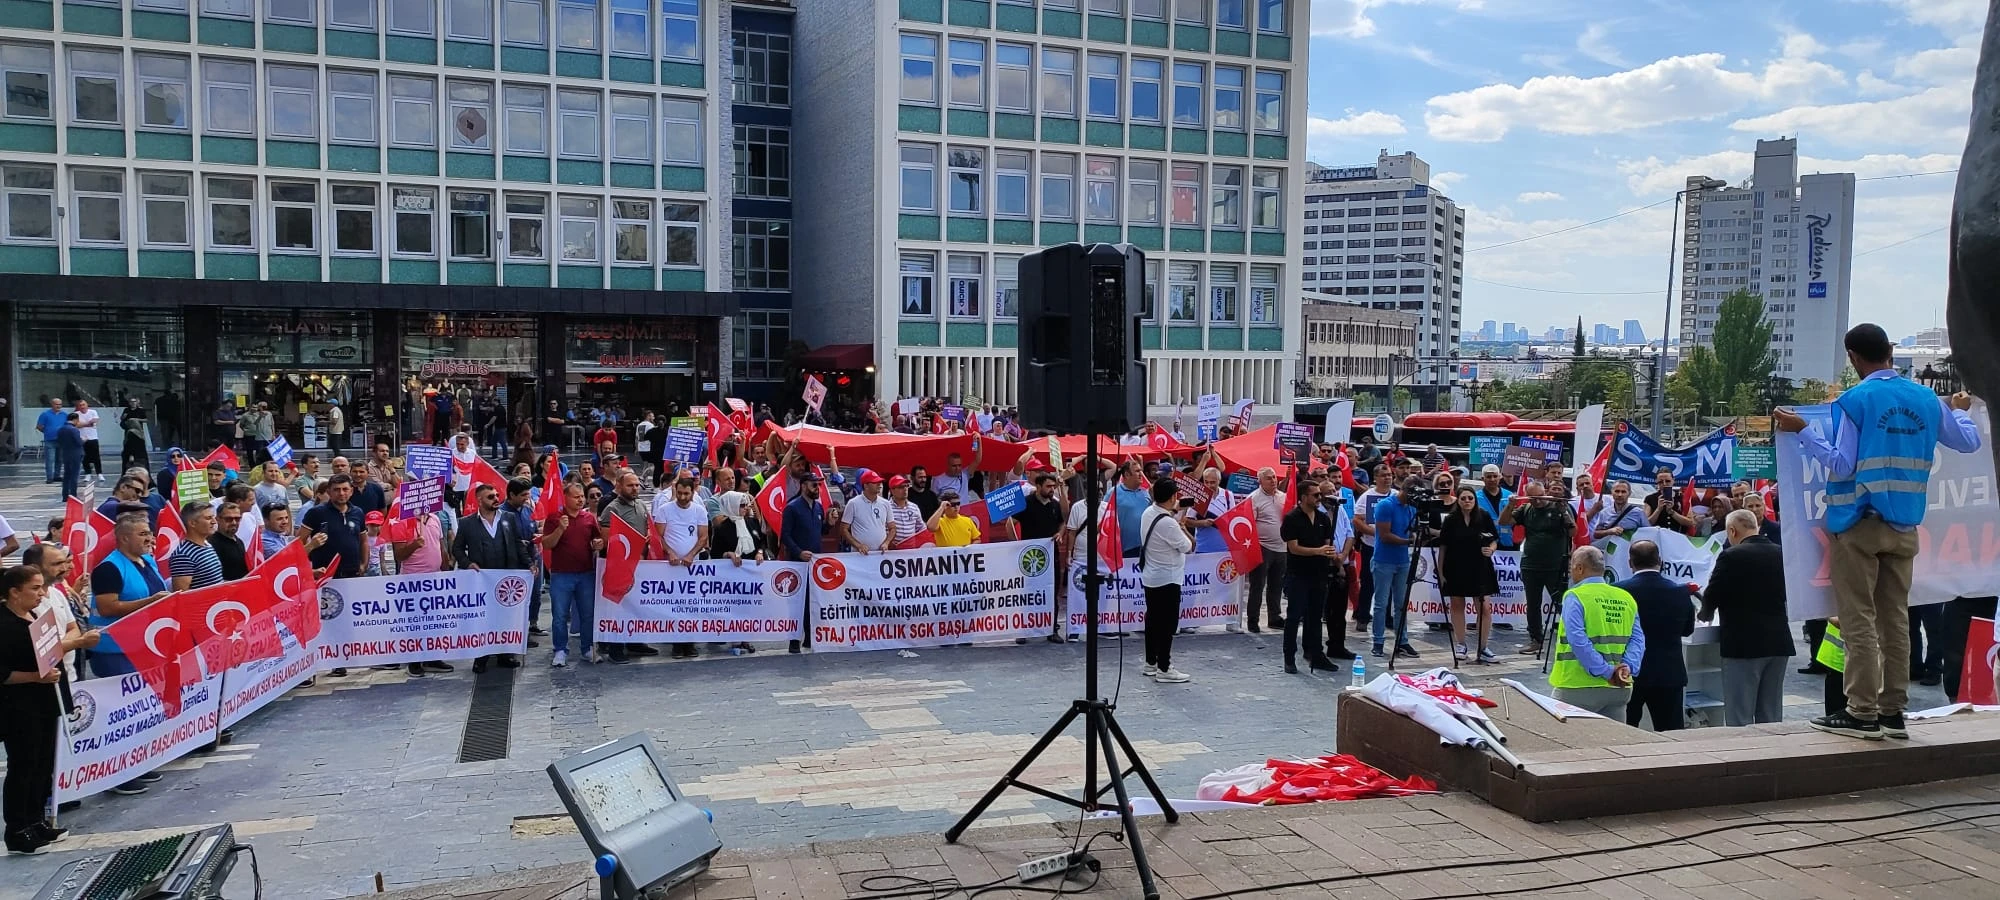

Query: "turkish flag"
<box><xmin>726</xmin><ymin>398</ymin><xmax>756</xmax><ymax>435</ymax></box>
<box><xmin>196</xmin><ymin>444</ymin><xmax>243</xmax><ymax>478</ymax></box>
<box><xmin>180</xmin><ymin>574</ymin><xmax>282</xmax><ymax>671</ymax></box>
<box><xmin>958</xmin><ymin>499</ymin><xmax>994</xmax><ymax>542</ymax></box>
<box><xmin>256</xmin><ymin>540</ymin><xmax>323</xmax><ymax>646</ymax></box>
<box><xmin>64</xmin><ymin>499</ymin><xmax>116</xmax><ymax>586</ymax></box>
<box><xmin>895</xmin><ymin>529</ymin><xmax>938</xmax><ymax>551</ymax></box>
<box><xmin>534</xmin><ymin>452</ymin><xmax>564</xmax><ymax>522</ymax></box>
<box><xmin>602</xmin><ymin>514</ymin><xmax>644</xmax><ymax>603</ymax></box>
<box><xmin>756</xmin><ymin>473</ymin><xmax>790</xmax><ymax>536</ymax></box>
<box><xmin>455</xmin><ymin>455</ymin><xmax>508</xmax><ymax>516</ymax></box>
<box><xmin>705</xmin><ymin>403</ymin><xmax>736</xmax><ymax>463</ymax></box>
<box><xmin>1333</xmin><ymin>451</ymin><xmax>1357</xmax><ymax>492</ymax></box>
<box><xmin>1586</xmin><ymin>439</ymin><xmax>1612</xmax><ymax>493</ymax></box>
<box><xmin>1097</xmin><ymin>491</ymin><xmax>1123</xmax><ymax>574</ymax></box>
<box><xmin>101</xmin><ymin>589</ymin><xmax>201</xmax><ymax>717</ymax></box>
<box><xmin>645</xmin><ymin>519</ymin><xmax>665</xmax><ymax>560</ymax></box>
<box><xmin>1217</xmin><ymin>496</ymin><xmax>1262</xmax><ymax>577</ymax></box>
<box><xmin>155</xmin><ymin>500</ymin><xmax>186</xmax><ymax>578</ymax></box>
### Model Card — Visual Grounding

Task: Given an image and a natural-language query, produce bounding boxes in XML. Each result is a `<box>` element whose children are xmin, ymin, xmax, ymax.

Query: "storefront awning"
<box><xmin>795</xmin><ymin>343</ymin><xmax>874</xmax><ymax>371</ymax></box>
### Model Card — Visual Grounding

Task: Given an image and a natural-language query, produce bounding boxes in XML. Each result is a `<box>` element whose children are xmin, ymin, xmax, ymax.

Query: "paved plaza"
<box><xmin>0</xmin><ymin>463</ymin><xmax>1963</xmax><ymax>899</ymax></box>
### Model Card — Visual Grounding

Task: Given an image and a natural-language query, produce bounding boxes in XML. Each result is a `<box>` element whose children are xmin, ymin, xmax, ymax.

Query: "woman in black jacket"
<box><xmin>2</xmin><ymin>565</ymin><xmax>68</xmax><ymax>854</ymax></box>
<box><xmin>1437</xmin><ymin>487</ymin><xmax>1501</xmax><ymax>664</ymax></box>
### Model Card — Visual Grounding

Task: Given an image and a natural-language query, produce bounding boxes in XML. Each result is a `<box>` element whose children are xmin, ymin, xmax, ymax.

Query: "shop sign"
<box><xmin>571</xmin><ymin>322</ymin><xmax>700</xmax><ymax>342</ymax></box>
<box><xmin>419</xmin><ymin>359</ymin><xmax>494</xmax><ymax>378</ymax></box>
<box><xmin>591</xmin><ymin>354</ymin><xmax>670</xmax><ymax>369</ymax></box>
<box><xmin>422</xmin><ymin>317</ymin><xmax>529</xmax><ymax>339</ymax></box>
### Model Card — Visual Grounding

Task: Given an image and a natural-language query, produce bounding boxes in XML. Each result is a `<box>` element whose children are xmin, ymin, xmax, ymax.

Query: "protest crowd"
<box><xmin>0</xmin><ymin>323</ymin><xmax>1990</xmax><ymax>856</ymax></box>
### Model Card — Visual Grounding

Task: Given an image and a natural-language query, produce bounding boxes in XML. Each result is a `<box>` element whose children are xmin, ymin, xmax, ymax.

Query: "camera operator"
<box><xmin>1369</xmin><ymin>477</ymin><xmax>1424</xmax><ymax>660</ymax></box>
<box><xmin>1137</xmin><ymin>477</ymin><xmax>1195</xmax><ymax>684</ymax></box>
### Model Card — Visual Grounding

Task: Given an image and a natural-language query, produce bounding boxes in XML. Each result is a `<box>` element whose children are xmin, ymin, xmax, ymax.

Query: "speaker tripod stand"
<box><xmin>945</xmin><ymin>435</ymin><xmax>1178</xmax><ymax>900</ymax></box>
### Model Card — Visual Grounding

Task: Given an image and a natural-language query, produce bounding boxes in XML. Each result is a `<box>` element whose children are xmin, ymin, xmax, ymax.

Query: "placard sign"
<box><xmin>664</xmin><ymin>427</ymin><xmax>707</xmax><ymax>465</ymax></box>
<box><xmin>313</xmin><ymin>568</ymin><xmax>532</xmax><ymax>667</ymax></box>
<box><xmin>1468</xmin><ymin>436</ymin><xmax>1510</xmax><ymax>468</ymax></box>
<box><xmin>808</xmin><ymin>540</ymin><xmax>1057</xmax><ymax>651</ymax></box>
<box><xmin>596</xmin><ymin>559</ymin><xmax>807</xmax><ymax>642</ymax></box>
<box><xmin>1274</xmin><ymin>422</ymin><xmax>1315</xmax><ymax>465</ymax></box>
<box><xmin>405</xmin><ymin>444</ymin><xmax>452</xmax><ymax>481</ymax></box>
<box><xmin>31</xmin><ymin>608</ymin><xmax>62</xmax><ymax>677</ymax></box>
<box><xmin>396</xmin><ymin>476</ymin><xmax>446</xmax><ymax>519</ymax></box>
<box><xmin>1501</xmin><ymin>446</ymin><xmax>1550</xmax><ymax>478</ymax></box>
<box><xmin>1732</xmin><ymin>445</ymin><xmax>1776</xmax><ymax>481</ymax></box>
<box><xmin>176</xmin><ymin>469</ymin><xmax>211</xmax><ymax>507</ymax></box>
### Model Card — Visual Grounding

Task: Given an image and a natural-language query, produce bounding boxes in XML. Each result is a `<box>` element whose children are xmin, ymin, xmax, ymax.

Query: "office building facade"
<box><xmin>793</xmin><ymin>0</ymin><xmax>1308</xmax><ymax>421</ymax></box>
<box><xmin>0</xmin><ymin>0</ymin><xmax>746</xmax><ymax>451</ymax></box>
<box><xmin>1678</xmin><ymin>137</ymin><xmax>1854</xmax><ymax>384</ymax></box>
<box><xmin>1297</xmin><ymin>298</ymin><xmax>1416</xmax><ymax>399</ymax></box>
<box><xmin>1298</xmin><ymin>150</ymin><xmax>1463</xmax><ymax>387</ymax></box>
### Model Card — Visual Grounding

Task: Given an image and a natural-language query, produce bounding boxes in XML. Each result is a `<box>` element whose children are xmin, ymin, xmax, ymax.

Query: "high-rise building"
<box><xmin>1678</xmin><ymin>138</ymin><xmax>1855</xmax><ymax>383</ymax></box>
<box><xmin>1592</xmin><ymin>323</ymin><xmax>1618</xmax><ymax>345</ymax></box>
<box><xmin>1299</xmin><ymin>299</ymin><xmax>1419</xmax><ymax>398</ymax></box>
<box><xmin>794</xmin><ymin>0</ymin><xmax>1309</xmax><ymax>420</ymax></box>
<box><xmin>1300</xmin><ymin>151</ymin><xmax>1464</xmax><ymax>387</ymax></box>
<box><xmin>1500</xmin><ymin>321</ymin><xmax>1516</xmax><ymax>343</ymax></box>
<box><xmin>1622</xmin><ymin>319</ymin><xmax>1645</xmax><ymax>346</ymax></box>
<box><xmin>1479</xmin><ymin>319</ymin><xmax>1496</xmax><ymax>342</ymax></box>
<box><xmin>0</xmin><ymin>0</ymin><xmax>750</xmax><ymax>452</ymax></box>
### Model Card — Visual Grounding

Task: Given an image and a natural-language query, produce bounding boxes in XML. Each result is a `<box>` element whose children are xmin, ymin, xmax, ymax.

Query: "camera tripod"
<box><xmin>946</xmin><ymin>434</ymin><xmax>1177</xmax><ymax>900</ymax></box>
<box><xmin>1384</xmin><ymin>500</ymin><xmax>1441</xmax><ymax>674</ymax></box>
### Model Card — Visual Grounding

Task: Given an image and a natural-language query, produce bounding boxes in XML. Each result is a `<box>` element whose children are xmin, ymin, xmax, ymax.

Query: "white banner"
<box><xmin>1412</xmin><ymin>549</ymin><xmax>1529</xmax><ymax>628</ymax></box>
<box><xmin>1602</xmin><ymin>528</ymin><xmax>1724</xmax><ymax>589</ymax></box>
<box><xmin>809</xmin><ymin>540</ymin><xmax>1057</xmax><ymax>651</ymax></box>
<box><xmin>595</xmin><ymin>559</ymin><xmax>808</xmax><ymax>643</ymax></box>
<box><xmin>1777</xmin><ymin>402</ymin><xmax>1997</xmax><ymax>618</ymax></box>
<box><xmin>58</xmin><ymin>673</ymin><xmax>222</xmax><ymax>803</ymax></box>
<box><xmin>1065</xmin><ymin>551</ymin><xmax>1244</xmax><ymax>634</ymax></box>
<box><xmin>219</xmin><ymin>630</ymin><xmax>319</xmax><ymax>730</ymax></box>
<box><xmin>1323</xmin><ymin>400</ymin><xmax>1355</xmax><ymax>446</ymax></box>
<box><xmin>313</xmin><ymin>569</ymin><xmax>533</xmax><ymax>667</ymax></box>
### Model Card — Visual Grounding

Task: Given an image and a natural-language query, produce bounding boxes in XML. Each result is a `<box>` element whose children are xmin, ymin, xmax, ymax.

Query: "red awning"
<box><xmin>795</xmin><ymin>342</ymin><xmax>874</xmax><ymax>371</ymax></box>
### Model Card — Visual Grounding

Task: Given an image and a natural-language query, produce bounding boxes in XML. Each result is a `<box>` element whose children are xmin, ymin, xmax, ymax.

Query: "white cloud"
<box><xmin>1308</xmin><ymin>110</ymin><xmax>1409</xmax><ymax>139</ymax></box>
<box><xmin>1429</xmin><ymin>171</ymin><xmax>1466</xmax><ymax>194</ymax></box>
<box><xmin>1728</xmin><ymin>85</ymin><xmax>1971</xmax><ymax>149</ymax></box>
<box><xmin>1576</xmin><ymin>22</ymin><xmax>1627</xmax><ymax>67</ymax></box>
<box><xmin>1855</xmin><ymin>71</ymin><xmax>1907</xmax><ymax>96</ymax></box>
<box><xmin>1423</xmin><ymin>52</ymin><xmax>1845</xmax><ymax>141</ymax></box>
<box><xmin>1781</xmin><ymin>32</ymin><xmax>1829</xmax><ymax>61</ymax></box>
<box><xmin>1310</xmin><ymin>0</ymin><xmax>1484</xmax><ymax>39</ymax></box>
<box><xmin>1885</xmin><ymin>0</ymin><xmax>1989</xmax><ymax>32</ymax></box>
<box><xmin>1893</xmin><ymin>46</ymin><xmax>1978</xmax><ymax>84</ymax></box>
<box><xmin>1616</xmin><ymin>150</ymin><xmax>1960</xmax><ymax>196</ymax></box>
<box><xmin>1516</xmin><ymin>191</ymin><xmax>1565</xmax><ymax>203</ymax></box>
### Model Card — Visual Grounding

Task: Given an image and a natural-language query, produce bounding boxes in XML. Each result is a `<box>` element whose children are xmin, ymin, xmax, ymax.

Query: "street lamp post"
<box><xmin>1653</xmin><ymin>178</ymin><xmax>1728</xmax><ymax>435</ymax></box>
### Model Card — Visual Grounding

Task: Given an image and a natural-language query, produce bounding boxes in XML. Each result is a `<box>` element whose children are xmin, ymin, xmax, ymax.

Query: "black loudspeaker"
<box><xmin>1017</xmin><ymin>242</ymin><xmax>1147</xmax><ymax>434</ymax></box>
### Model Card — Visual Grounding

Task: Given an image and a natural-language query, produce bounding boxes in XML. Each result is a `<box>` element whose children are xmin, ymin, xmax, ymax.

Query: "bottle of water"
<box><xmin>1350</xmin><ymin>655</ymin><xmax>1368</xmax><ymax>688</ymax></box>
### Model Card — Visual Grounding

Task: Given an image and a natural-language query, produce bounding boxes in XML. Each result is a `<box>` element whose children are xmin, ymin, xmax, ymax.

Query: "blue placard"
<box><xmin>405</xmin><ymin>444</ymin><xmax>452</xmax><ymax>480</ymax></box>
<box><xmin>984</xmin><ymin>481</ymin><xmax>1027</xmax><ymax>520</ymax></box>
<box><xmin>664</xmin><ymin>427</ymin><xmax>707</xmax><ymax>465</ymax></box>
<box><xmin>1226</xmin><ymin>472</ymin><xmax>1258</xmax><ymax>495</ymax></box>
<box><xmin>1196</xmin><ymin>423</ymin><xmax>1218</xmax><ymax>443</ymax></box>
<box><xmin>1468</xmin><ymin>436</ymin><xmax>1510</xmax><ymax>467</ymax></box>
<box><xmin>1519</xmin><ymin>436</ymin><xmax>1563</xmax><ymax>456</ymax></box>
<box><xmin>940</xmin><ymin>405</ymin><xmax>966</xmax><ymax>423</ymax></box>
<box><xmin>1606</xmin><ymin>421</ymin><xmax>1737</xmax><ymax>489</ymax></box>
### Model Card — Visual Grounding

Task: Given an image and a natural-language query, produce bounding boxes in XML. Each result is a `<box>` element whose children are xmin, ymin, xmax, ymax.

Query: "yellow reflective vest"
<box><xmin>1549</xmin><ymin>581</ymin><xmax>1638</xmax><ymax>690</ymax></box>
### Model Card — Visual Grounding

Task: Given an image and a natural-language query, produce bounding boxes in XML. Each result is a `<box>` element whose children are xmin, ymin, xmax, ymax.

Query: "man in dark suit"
<box><xmin>453</xmin><ymin>482</ymin><xmax>530</xmax><ymax>672</ymax></box>
<box><xmin>1617</xmin><ymin>540</ymin><xmax>1696</xmax><ymax>730</ymax></box>
<box><xmin>1700</xmin><ymin>510</ymin><xmax>1794</xmax><ymax>726</ymax></box>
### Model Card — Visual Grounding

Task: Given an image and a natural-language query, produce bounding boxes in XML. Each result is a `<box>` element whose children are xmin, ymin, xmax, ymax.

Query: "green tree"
<box><xmin>1670</xmin><ymin>344</ymin><xmax>1725</xmax><ymax>414</ymax></box>
<box><xmin>1837</xmin><ymin>364</ymin><xmax>1860</xmax><ymax>389</ymax></box>
<box><xmin>1728</xmin><ymin>381</ymin><xmax>1762</xmax><ymax>417</ymax></box>
<box><xmin>1791</xmin><ymin>378</ymin><xmax>1832</xmax><ymax>405</ymax></box>
<box><xmin>1573</xmin><ymin>317</ymin><xmax>1585</xmax><ymax>357</ymax></box>
<box><xmin>1391</xmin><ymin>387</ymin><xmax>1414</xmax><ymax>415</ymax></box>
<box><xmin>1710</xmin><ymin>290</ymin><xmax>1777</xmax><ymax>397</ymax></box>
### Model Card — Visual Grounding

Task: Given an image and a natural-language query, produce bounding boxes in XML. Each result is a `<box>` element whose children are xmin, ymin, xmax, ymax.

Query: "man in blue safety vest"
<box><xmin>1775</xmin><ymin>323</ymin><xmax>1981</xmax><ymax>741</ymax></box>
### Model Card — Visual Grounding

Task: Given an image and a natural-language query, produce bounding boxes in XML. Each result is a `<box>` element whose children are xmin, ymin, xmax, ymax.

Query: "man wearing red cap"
<box><xmin>886</xmin><ymin>475</ymin><xmax>925</xmax><ymax>548</ymax></box>
<box><xmin>840</xmin><ymin>471</ymin><xmax>896</xmax><ymax>553</ymax></box>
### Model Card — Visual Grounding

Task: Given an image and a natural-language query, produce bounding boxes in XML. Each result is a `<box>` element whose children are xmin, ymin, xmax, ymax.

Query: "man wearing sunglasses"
<box><xmin>927</xmin><ymin>489</ymin><xmax>981</xmax><ymax>547</ymax></box>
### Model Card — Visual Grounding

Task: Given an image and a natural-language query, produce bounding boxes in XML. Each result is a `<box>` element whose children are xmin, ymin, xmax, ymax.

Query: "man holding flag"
<box><xmin>87</xmin><ymin>512</ymin><xmax>172</xmax><ymax>794</ymax></box>
<box><xmin>780</xmin><ymin>469</ymin><xmax>827</xmax><ymax>654</ymax></box>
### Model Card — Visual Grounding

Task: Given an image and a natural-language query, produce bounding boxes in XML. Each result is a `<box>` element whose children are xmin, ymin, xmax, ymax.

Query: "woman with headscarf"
<box><xmin>708</xmin><ymin>490</ymin><xmax>763</xmax><ymax>653</ymax></box>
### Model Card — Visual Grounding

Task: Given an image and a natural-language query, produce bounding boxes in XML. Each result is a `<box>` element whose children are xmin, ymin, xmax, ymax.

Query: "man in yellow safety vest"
<box><xmin>1817</xmin><ymin>619</ymin><xmax>1846</xmax><ymax>717</ymax></box>
<box><xmin>1549</xmin><ymin>545</ymin><xmax>1645</xmax><ymax>718</ymax></box>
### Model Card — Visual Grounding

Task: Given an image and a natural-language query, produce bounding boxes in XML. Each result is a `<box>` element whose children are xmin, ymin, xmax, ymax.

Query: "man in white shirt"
<box><xmin>0</xmin><ymin>512</ymin><xmax>17</xmax><ymax>560</ymax></box>
<box><xmin>651</xmin><ymin>476</ymin><xmax>710</xmax><ymax>659</ymax></box>
<box><xmin>930</xmin><ymin>451</ymin><xmax>977</xmax><ymax>501</ymax></box>
<box><xmin>1244</xmin><ymin>467</ymin><xmax>1289</xmax><ymax>633</ymax></box>
<box><xmin>75</xmin><ymin>399</ymin><xmax>103</xmax><ymax>482</ymax></box>
<box><xmin>1138</xmin><ymin>478</ymin><xmax>1195</xmax><ymax>683</ymax></box>
<box><xmin>840</xmin><ymin>471</ymin><xmax>896</xmax><ymax>553</ymax></box>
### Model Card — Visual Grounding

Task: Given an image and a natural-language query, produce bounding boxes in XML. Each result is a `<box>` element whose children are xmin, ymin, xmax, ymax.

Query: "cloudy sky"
<box><xmin>1302</xmin><ymin>0</ymin><xmax>1981</xmax><ymax>342</ymax></box>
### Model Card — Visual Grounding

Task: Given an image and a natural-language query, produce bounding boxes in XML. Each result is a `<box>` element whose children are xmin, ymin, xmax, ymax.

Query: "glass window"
<box><xmin>1172</xmin><ymin>62</ymin><xmax>1202</xmax><ymax>127</ymax></box>
<box><xmin>506</xmin><ymin>193</ymin><xmax>546</xmax><ymax>259</ymax></box>
<box><xmin>1142</xmin><ymin>258</ymin><xmax>1158</xmax><ymax>319</ymax></box>
<box><xmin>949</xmin><ymin>39</ymin><xmax>984</xmax><ymax>108</ymax></box>
<box><xmin>732</xmin><ymin>218</ymin><xmax>789</xmax><ymax>289</ymax></box>
<box><xmin>270</xmin><ymin>180</ymin><xmax>316</xmax><ymax>251</ymax></box>
<box><xmin>267</xmin><ymin>0</ymin><xmax>314</xmax><ymax>23</ymax></box>
<box><xmin>1130</xmin><ymin>58</ymin><xmax>1161</xmax><ymax>123</ymax></box>
<box><xmin>1127</xmin><ymin>159</ymin><xmax>1160</xmax><ymax>226</ymax></box>
<box><xmin>0</xmin><ymin>43</ymin><xmax>52</xmax><ymax>121</ymax></box>
<box><xmin>610</xmin><ymin>93</ymin><xmax>651</xmax><ymax>161</ymax></box>
<box><xmin>732</xmin><ymin>123</ymin><xmax>789</xmax><ymax>198</ymax></box>
<box><xmin>203</xmin><ymin>0</ymin><xmax>252</xmax><ymax>15</ymax></box>
<box><xmin>267</xmin><ymin>64</ymin><xmax>317</xmax><ymax>139</ymax></box>
<box><xmin>994</xmin><ymin>149</ymin><xmax>1029</xmax><ymax>219</ymax></box>
<box><xmin>730</xmin><ymin>27</ymin><xmax>790</xmax><ymax>107</ymax></box>
<box><xmin>1253</xmin><ymin>70</ymin><xmax>1282</xmax><ymax>132</ymax></box>
<box><xmin>1257</xmin><ymin>0</ymin><xmax>1284</xmax><ymax>33</ymax></box>
<box><xmin>1040</xmin><ymin>153</ymin><xmax>1073</xmax><ymax>221</ymax></box>
<box><xmin>1089</xmin><ymin>0</ymin><xmax>1122</xmax><ymax>12</ymax></box>
<box><xmin>70</xmin><ymin>48</ymin><xmax>121</xmax><ymax>125</ymax></box>
<box><xmin>330</xmin><ymin>0</ymin><xmax>376</xmax><ymax>29</ymax></box>
<box><xmin>1250</xmin><ymin>263</ymin><xmax>1279</xmax><ymax>324</ymax></box>
<box><xmin>207</xmin><ymin>176</ymin><xmax>254</xmax><ymax>249</ymax></box>
<box><xmin>611</xmin><ymin>0</ymin><xmax>648</xmax><ymax>55</ymax></box>
<box><xmin>660</xmin><ymin>97</ymin><xmax>700</xmax><ymax>163</ymax></box>
<box><xmin>1170</xmin><ymin>162</ymin><xmax>1200</xmax><ymax>226</ymax></box>
<box><xmin>135</xmin><ymin>54</ymin><xmax>190</xmax><ymax>131</ymax></box>
<box><xmin>448</xmin><ymin>190</ymin><xmax>491</xmax><ymax>258</ymax></box>
<box><xmin>994</xmin><ymin>254</ymin><xmax>1020</xmax><ymax>320</ymax></box>
<box><xmin>137</xmin><ymin>0</ymin><xmax>190</xmax><ymax>10</ymax></box>
<box><xmin>556</xmin><ymin>89</ymin><xmax>592</xmax><ymax>158</ymax></box>
<box><xmin>448</xmin><ymin>80</ymin><xmax>493</xmax><ymax>150</ymax></box>
<box><xmin>1040</xmin><ymin>48</ymin><xmax>1075</xmax><ymax>116</ymax></box>
<box><xmin>1087</xmin><ymin>53</ymin><xmax>1119</xmax><ymax>119</ymax></box>
<box><xmin>1209</xmin><ymin>263</ymin><xmax>1238</xmax><ymax>324</ymax></box>
<box><xmin>333</xmin><ymin>183</ymin><xmax>377</xmax><ymax>253</ymax></box>
<box><xmin>559</xmin><ymin>195</ymin><xmax>598</xmax><ymax>262</ymax></box>
<box><xmin>447</xmin><ymin>0</ymin><xmax>491</xmax><ymax>39</ymax></box>
<box><xmin>504</xmin><ymin>84</ymin><xmax>547</xmax><ymax>153</ymax></box>
<box><xmin>1217</xmin><ymin>0</ymin><xmax>1244</xmax><ymax>27</ymax></box>
<box><xmin>1</xmin><ymin>165</ymin><xmax>54</xmax><ymax>242</ymax></box>
<box><xmin>900</xmin><ymin>252</ymin><xmax>935</xmax><ymax>318</ymax></box>
<box><xmin>503</xmin><ymin>0</ymin><xmax>545</xmax><ymax>45</ymax></box>
<box><xmin>661</xmin><ymin>0</ymin><xmax>699</xmax><ymax>61</ymax></box>
<box><xmin>1214</xmin><ymin>65</ymin><xmax>1243</xmax><ymax>129</ymax></box>
<box><xmin>1132</xmin><ymin>0</ymin><xmax>1163</xmax><ymax>18</ymax></box>
<box><xmin>900</xmin><ymin>143</ymin><xmax>935</xmax><ymax>212</ymax></box>
<box><xmin>389</xmin><ymin>0</ymin><xmax>434</xmax><ymax>35</ymax></box>
<box><xmin>947</xmin><ymin>254</ymin><xmax>981</xmax><ymax>319</ymax></box>
<box><xmin>557</xmin><ymin>0</ymin><xmax>598</xmax><ymax>50</ymax></box>
<box><xmin>1167</xmin><ymin>260</ymin><xmax>1198</xmax><ymax>322</ymax></box>
<box><xmin>1252</xmin><ymin>167</ymin><xmax>1280</xmax><ymax>229</ymax></box>
<box><xmin>995</xmin><ymin>43</ymin><xmax>1031</xmax><ymax>113</ymax></box>
<box><xmin>900</xmin><ymin>34</ymin><xmax>936</xmax><ymax>104</ymax></box>
<box><xmin>328</xmin><ymin>70</ymin><xmax>378</xmax><ymax>144</ymax></box>
<box><xmin>662</xmin><ymin>201</ymin><xmax>698</xmax><ymax>266</ymax></box>
<box><xmin>1084</xmin><ymin>156</ymin><xmax>1117</xmax><ymax>224</ymax></box>
<box><xmin>947</xmin><ymin>146</ymin><xmax>983</xmax><ymax>215</ymax></box>
<box><xmin>202</xmin><ymin>59</ymin><xmax>254</xmax><ymax>135</ymax></box>
<box><xmin>1173</xmin><ymin>0</ymin><xmax>1203</xmax><ymax>23</ymax></box>
<box><xmin>611</xmin><ymin>198</ymin><xmax>649</xmax><ymax>263</ymax></box>
<box><xmin>392</xmin><ymin>186</ymin><xmax>435</xmax><ymax>256</ymax></box>
<box><xmin>389</xmin><ymin>75</ymin><xmax>436</xmax><ymax>147</ymax></box>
